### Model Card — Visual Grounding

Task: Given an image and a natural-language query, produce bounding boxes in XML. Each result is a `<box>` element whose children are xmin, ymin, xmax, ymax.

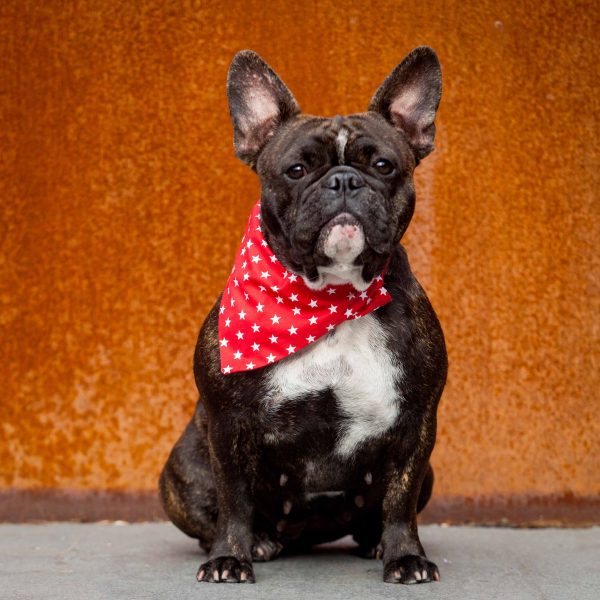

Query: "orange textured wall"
<box><xmin>1</xmin><ymin>1</ymin><xmax>598</xmax><ymax>509</ymax></box>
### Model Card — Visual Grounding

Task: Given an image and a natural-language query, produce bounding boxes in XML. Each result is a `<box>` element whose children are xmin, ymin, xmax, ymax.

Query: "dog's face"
<box><xmin>227</xmin><ymin>48</ymin><xmax>441</xmax><ymax>290</ymax></box>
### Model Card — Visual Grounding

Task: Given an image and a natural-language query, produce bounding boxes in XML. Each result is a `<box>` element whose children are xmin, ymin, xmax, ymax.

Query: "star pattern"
<box><xmin>218</xmin><ymin>201</ymin><xmax>391</xmax><ymax>373</ymax></box>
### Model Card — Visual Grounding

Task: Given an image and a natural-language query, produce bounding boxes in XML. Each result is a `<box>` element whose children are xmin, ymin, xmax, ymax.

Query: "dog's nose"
<box><xmin>322</xmin><ymin>170</ymin><xmax>365</xmax><ymax>192</ymax></box>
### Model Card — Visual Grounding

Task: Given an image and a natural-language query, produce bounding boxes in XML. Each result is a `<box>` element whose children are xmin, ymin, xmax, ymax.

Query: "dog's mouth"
<box><xmin>299</xmin><ymin>212</ymin><xmax>372</xmax><ymax>291</ymax></box>
<box><xmin>316</xmin><ymin>213</ymin><xmax>365</xmax><ymax>262</ymax></box>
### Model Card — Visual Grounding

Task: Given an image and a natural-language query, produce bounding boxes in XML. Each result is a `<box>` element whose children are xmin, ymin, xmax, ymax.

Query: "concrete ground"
<box><xmin>0</xmin><ymin>523</ymin><xmax>598</xmax><ymax>600</ymax></box>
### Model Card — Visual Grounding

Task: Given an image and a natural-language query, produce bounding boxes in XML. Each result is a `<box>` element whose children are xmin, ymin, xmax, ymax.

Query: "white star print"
<box><xmin>271</xmin><ymin>314</ymin><xmax>281</xmax><ymax>324</ymax></box>
<box><xmin>251</xmin><ymin>342</ymin><xmax>260</xmax><ymax>351</ymax></box>
<box><xmin>260</xmin><ymin>271</ymin><xmax>270</xmax><ymax>279</ymax></box>
<box><xmin>238</xmin><ymin>310</ymin><xmax>246</xmax><ymax>320</ymax></box>
<box><xmin>261</xmin><ymin>239</ymin><xmax>268</xmax><ymax>247</ymax></box>
<box><xmin>327</xmin><ymin>287</ymin><xmax>336</xmax><ymax>295</ymax></box>
<box><xmin>243</xmin><ymin>273</ymin><xmax>250</xmax><ymax>281</ymax></box>
<box><xmin>220</xmin><ymin>306</ymin><xmax>226</xmax><ymax>314</ymax></box>
<box><xmin>236</xmin><ymin>331</ymin><xmax>244</xmax><ymax>340</ymax></box>
<box><xmin>288</xmin><ymin>274</ymin><xmax>298</xmax><ymax>282</ymax></box>
<box><xmin>225</xmin><ymin>318</ymin><xmax>231</xmax><ymax>327</ymax></box>
<box><xmin>292</xmin><ymin>307</ymin><xmax>301</xmax><ymax>316</ymax></box>
<box><xmin>233</xmin><ymin>350</ymin><xmax>242</xmax><ymax>360</ymax></box>
<box><xmin>251</xmin><ymin>255</ymin><xmax>260</xmax><ymax>263</ymax></box>
<box><xmin>380</xmin><ymin>286</ymin><xmax>388</xmax><ymax>295</ymax></box>
<box><xmin>306</xmin><ymin>335</ymin><xmax>316</xmax><ymax>343</ymax></box>
<box><xmin>286</xmin><ymin>345</ymin><xmax>296</xmax><ymax>354</ymax></box>
<box><xmin>222</xmin><ymin>365</ymin><xmax>232</xmax><ymax>374</ymax></box>
<box><xmin>246</xmin><ymin>361</ymin><xmax>255</xmax><ymax>369</ymax></box>
<box><xmin>326</xmin><ymin>324</ymin><xmax>335</xmax><ymax>331</ymax></box>
<box><xmin>246</xmin><ymin>240</ymin><xmax>254</xmax><ymax>248</ymax></box>
<box><xmin>309</xmin><ymin>299</ymin><xmax>318</xmax><ymax>308</ymax></box>
<box><xmin>244</xmin><ymin>292</ymin><xmax>249</xmax><ymax>300</ymax></box>
<box><xmin>271</xmin><ymin>285</ymin><xmax>279</xmax><ymax>292</ymax></box>
<box><xmin>251</xmin><ymin>323</ymin><xmax>260</xmax><ymax>333</ymax></box>
<box><xmin>347</xmin><ymin>292</ymin><xmax>356</xmax><ymax>300</ymax></box>
<box><xmin>329</xmin><ymin>304</ymin><xmax>338</xmax><ymax>314</ymax></box>
<box><xmin>288</xmin><ymin>325</ymin><xmax>298</xmax><ymax>335</ymax></box>
<box><xmin>256</xmin><ymin>302</ymin><xmax>264</xmax><ymax>312</ymax></box>
<box><xmin>344</xmin><ymin>308</ymin><xmax>354</xmax><ymax>318</ymax></box>
<box><xmin>375</xmin><ymin>275</ymin><xmax>383</xmax><ymax>282</ymax></box>
<box><xmin>360</xmin><ymin>291</ymin><xmax>368</xmax><ymax>300</ymax></box>
<box><xmin>220</xmin><ymin>338</ymin><xmax>228</xmax><ymax>347</ymax></box>
<box><xmin>269</xmin><ymin>334</ymin><xmax>278</xmax><ymax>343</ymax></box>
<box><xmin>276</xmin><ymin>296</ymin><xmax>283</xmax><ymax>304</ymax></box>
<box><xmin>242</xmin><ymin>261</ymin><xmax>247</xmax><ymax>269</ymax></box>
<box><xmin>230</xmin><ymin>298</ymin><xmax>235</xmax><ymax>307</ymax></box>
<box><xmin>308</xmin><ymin>315</ymin><xmax>318</xmax><ymax>325</ymax></box>
<box><xmin>270</xmin><ymin>255</ymin><xmax>278</xmax><ymax>263</ymax></box>
<box><xmin>233</xmin><ymin>278</ymin><xmax>239</xmax><ymax>287</ymax></box>
<box><xmin>266</xmin><ymin>353</ymin><xmax>276</xmax><ymax>363</ymax></box>
<box><xmin>289</xmin><ymin>293</ymin><xmax>298</xmax><ymax>302</ymax></box>
<box><xmin>258</xmin><ymin>285</ymin><xmax>266</xmax><ymax>292</ymax></box>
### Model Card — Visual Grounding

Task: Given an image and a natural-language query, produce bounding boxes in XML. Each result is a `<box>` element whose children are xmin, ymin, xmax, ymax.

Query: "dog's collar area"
<box><xmin>218</xmin><ymin>201</ymin><xmax>391</xmax><ymax>374</ymax></box>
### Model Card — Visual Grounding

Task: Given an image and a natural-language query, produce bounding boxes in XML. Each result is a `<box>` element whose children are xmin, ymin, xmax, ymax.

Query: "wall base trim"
<box><xmin>0</xmin><ymin>489</ymin><xmax>598</xmax><ymax>526</ymax></box>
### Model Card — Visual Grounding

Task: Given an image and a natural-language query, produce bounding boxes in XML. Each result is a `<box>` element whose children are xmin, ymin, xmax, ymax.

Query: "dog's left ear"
<box><xmin>369</xmin><ymin>46</ymin><xmax>442</xmax><ymax>161</ymax></box>
<box><xmin>227</xmin><ymin>50</ymin><xmax>300</xmax><ymax>169</ymax></box>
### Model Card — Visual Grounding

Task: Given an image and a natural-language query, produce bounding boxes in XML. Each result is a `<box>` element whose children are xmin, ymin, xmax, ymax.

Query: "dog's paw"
<box><xmin>252</xmin><ymin>532</ymin><xmax>283</xmax><ymax>562</ymax></box>
<box><xmin>383</xmin><ymin>555</ymin><xmax>440</xmax><ymax>584</ymax></box>
<box><xmin>196</xmin><ymin>556</ymin><xmax>255</xmax><ymax>583</ymax></box>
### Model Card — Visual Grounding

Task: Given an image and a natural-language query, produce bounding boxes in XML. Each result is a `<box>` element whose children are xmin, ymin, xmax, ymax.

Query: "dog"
<box><xmin>159</xmin><ymin>46</ymin><xmax>447</xmax><ymax>584</ymax></box>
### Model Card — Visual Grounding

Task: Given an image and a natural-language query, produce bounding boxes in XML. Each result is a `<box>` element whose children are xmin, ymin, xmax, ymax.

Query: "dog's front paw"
<box><xmin>196</xmin><ymin>556</ymin><xmax>255</xmax><ymax>583</ymax></box>
<box><xmin>383</xmin><ymin>555</ymin><xmax>439</xmax><ymax>584</ymax></box>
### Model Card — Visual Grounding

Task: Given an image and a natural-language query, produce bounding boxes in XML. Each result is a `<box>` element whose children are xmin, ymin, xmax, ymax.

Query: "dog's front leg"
<box><xmin>381</xmin><ymin>422</ymin><xmax>440</xmax><ymax>584</ymax></box>
<box><xmin>196</xmin><ymin>418</ymin><xmax>256</xmax><ymax>584</ymax></box>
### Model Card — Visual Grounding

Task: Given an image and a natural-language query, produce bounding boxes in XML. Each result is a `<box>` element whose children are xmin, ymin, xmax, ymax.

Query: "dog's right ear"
<box><xmin>227</xmin><ymin>51</ymin><xmax>300</xmax><ymax>169</ymax></box>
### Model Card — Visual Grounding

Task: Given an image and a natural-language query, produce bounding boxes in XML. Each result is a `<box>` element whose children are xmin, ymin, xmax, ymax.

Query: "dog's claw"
<box><xmin>251</xmin><ymin>532</ymin><xmax>283</xmax><ymax>562</ymax></box>
<box><xmin>383</xmin><ymin>555</ymin><xmax>439</xmax><ymax>584</ymax></box>
<box><xmin>196</xmin><ymin>556</ymin><xmax>254</xmax><ymax>583</ymax></box>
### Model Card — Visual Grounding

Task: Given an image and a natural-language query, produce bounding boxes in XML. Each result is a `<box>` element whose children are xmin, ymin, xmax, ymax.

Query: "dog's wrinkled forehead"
<box><xmin>265</xmin><ymin>113</ymin><xmax>413</xmax><ymax>173</ymax></box>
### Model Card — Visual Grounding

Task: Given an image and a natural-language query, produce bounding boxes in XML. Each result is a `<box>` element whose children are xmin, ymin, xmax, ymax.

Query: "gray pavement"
<box><xmin>0</xmin><ymin>522</ymin><xmax>598</xmax><ymax>600</ymax></box>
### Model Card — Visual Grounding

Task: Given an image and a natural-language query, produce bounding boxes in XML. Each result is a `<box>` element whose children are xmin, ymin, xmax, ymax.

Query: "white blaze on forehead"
<box><xmin>336</xmin><ymin>128</ymin><xmax>349</xmax><ymax>163</ymax></box>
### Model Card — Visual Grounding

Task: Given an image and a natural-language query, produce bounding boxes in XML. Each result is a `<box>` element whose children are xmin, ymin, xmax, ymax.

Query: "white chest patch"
<box><xmin>265</xmin><ymin>314</ymin><xmax>402</xmax><ymax>456</ymax></box>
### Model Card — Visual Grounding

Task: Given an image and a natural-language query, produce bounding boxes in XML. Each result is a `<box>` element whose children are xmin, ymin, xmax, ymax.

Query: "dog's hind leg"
<box><xmin>159</xmin><ymin>403</ymin><xmax>217</xmax><ymax>553</ymax></box>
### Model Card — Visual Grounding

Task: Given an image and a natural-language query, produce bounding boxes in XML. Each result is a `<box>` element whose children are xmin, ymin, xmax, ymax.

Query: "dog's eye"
<box><xmin>373</xmin><ymin>158</ymin><xmax>394</xmax><ymax>175</ymax></box>
<box><xmin>286</xmin><ymin>164</ymin><xmax>307</xmax><ymax>180</ymax></box>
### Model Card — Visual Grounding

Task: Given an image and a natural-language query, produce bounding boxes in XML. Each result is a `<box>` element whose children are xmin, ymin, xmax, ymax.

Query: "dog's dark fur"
<box><xmin>160</xmin><ymin>47</ymin><xmax>447</xmax><ymax>584</ymax></box>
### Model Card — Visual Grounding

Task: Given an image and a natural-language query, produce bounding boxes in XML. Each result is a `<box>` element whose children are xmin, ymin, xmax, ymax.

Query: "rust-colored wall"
<box><xmin>1</xmin><ymin>1</ymin><xmax>598</xmax><ymax>514</ymax></box>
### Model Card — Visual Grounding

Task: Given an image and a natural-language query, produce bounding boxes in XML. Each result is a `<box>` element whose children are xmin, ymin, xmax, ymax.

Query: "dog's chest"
<box><xmin>264</xmin><ymin>314</ymin><xmax>402</xmax><ymax>456</ymax></box>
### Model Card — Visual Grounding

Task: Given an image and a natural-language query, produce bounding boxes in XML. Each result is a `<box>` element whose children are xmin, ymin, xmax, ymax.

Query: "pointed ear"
<box><xmin>368</xmin><ymin>46</ymin><xmax>442</xmax><ymax>161</ymax></box>
<box><xmin>227</xmin><ymin>50</ymin><xmax>300</xmax><ymax>168</ymax></box>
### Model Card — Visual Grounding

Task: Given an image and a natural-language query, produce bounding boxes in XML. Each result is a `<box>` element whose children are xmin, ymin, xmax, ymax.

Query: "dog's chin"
<box><xmin>299</xmin><ymin>213</ymin><xmax>374</xmax><ymax>292</ymax></box>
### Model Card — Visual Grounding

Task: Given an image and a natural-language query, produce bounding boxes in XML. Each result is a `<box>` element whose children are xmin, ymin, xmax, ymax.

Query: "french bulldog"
<box><xmin>159</xmin><ymin>46</ymin><xmax>447</xmax><ymax>584</ymax></box>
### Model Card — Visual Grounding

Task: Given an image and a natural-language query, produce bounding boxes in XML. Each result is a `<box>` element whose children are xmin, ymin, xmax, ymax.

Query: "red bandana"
<box><xmin>218</xmin><ymin>202</ymin><xmax>391</xmax><ymax>374</ymax></box>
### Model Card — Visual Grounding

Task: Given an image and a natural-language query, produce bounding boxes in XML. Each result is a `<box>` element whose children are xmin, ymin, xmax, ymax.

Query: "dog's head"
<box><xmin>227</xmin><ymin>47</ymin><xmax>441</xmax><ymax>290</ymax></box>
